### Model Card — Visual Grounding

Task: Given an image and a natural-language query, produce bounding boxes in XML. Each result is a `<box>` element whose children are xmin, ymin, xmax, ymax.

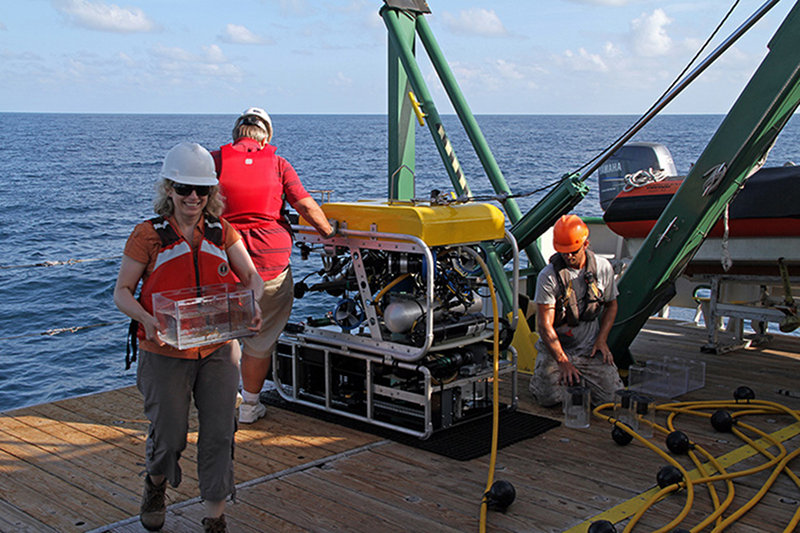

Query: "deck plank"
<box><xmin>0</xmin><ymin>445</ymin><xmax>124</xmax><ymax>531</ymax></box>
<box><xmin>2</xmin><ymin>318</ymin><xmax>800</xmax><ymax>532</ymax></box>
<box><xmin>0</xmin><ymin>497</ymin><xmax>60</xmax><ymax>532</ymax></box>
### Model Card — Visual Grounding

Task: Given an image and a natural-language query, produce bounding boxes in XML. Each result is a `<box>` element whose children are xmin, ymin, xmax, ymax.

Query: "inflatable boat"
<box><xmin>599</xmin><ymin>142</ymin><xmax>800</xmax><ymax>276</ymax></box>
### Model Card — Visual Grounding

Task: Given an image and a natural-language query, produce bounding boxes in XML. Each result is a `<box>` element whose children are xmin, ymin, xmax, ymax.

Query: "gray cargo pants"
<box><xmin>137</xmin><ymin>344</ymin><xmax>238</xmax><ymax>502</ymax></box>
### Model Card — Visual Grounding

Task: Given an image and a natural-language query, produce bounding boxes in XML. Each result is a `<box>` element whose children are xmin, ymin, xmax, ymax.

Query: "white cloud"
<box><xmin>1</xmin><ymin>49</ymin><xmax>43</xmax><ymax>61</ymax></box>
<box><xmin>117</xmin><ymin>51</ymin><xmax>135</xmax><ymax>67</ymax></box>
<box><xmin>630</xmin><ymin>9</ymin><xmax>672</xmax><ymax>57</ymax></box>
<box><xmin>559</xmin><ymin>47</ymin><xmax>609</xmax><ymax>72</ymax></box>
<box><xmin>494</xmin><ymin>59</ymin><xmax>524</xmax><ymax>81</ymax></box>
<box><xmin>152</xmin><ymin>45</ymin><xmax>195</xmax><ymax>63</ymax></box>
<box><xmin>442</xmin><ymin>8</ymin><xmax>508</xmax><ymax>37</ymax></box>
<box><xmin>604</xmin><ymin>41</ymin><xmax>622</xmax><ymax>58</ymax></box>
<box><xmin>53</xmin><ymin>0</ymin><xmax>156</xmax><ymax>33</ymax></box>
<box><xmin>219</xmin><ymin>23</ymin><xmax>268</xmax><ymax>45</ymax></box>
<box><xmin>331</xmin><ymin>72</ymin><xmax>352</xmax><ymax>87</ymax></box>
<box><xmin>446</xmin><ymin>59</ymin><xmax>543</xmax><ymax>94</ymax></box>
<box><xmin>150</xmin><ymin>44</ymin><xmax>241</xmax><ymax>81</ymax></box>
<box><xmin>203</xmin><ymin>44</ymin><xmax>226</xmax><ymax>63</ymax></box>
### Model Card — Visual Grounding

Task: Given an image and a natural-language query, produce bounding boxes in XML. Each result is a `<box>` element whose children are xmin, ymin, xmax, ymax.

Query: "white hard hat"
<box><xmin>159</xmin><ymin>142</ymin><xmax>218</xmax><ymax>186</ymax></box>
<box><xmin>235</xmin><ymin>107</ymin><xmax>273</xmax><ymax>136</ymax></box>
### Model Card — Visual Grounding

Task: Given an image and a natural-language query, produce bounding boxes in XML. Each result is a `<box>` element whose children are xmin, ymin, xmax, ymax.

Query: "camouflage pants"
<box><xmin>529</xmin><ymin>348</ymin><xmax>623</xmax><ymax>407</ymax></box>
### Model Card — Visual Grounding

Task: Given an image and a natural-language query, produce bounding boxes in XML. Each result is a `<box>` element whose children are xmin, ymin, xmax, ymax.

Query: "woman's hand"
<box><xmin>248</xmin><ymin>306</ymin><xmax>263</xmax><ymax>332</ymax></box>
<box><xmin>140</xmin><ymin>314</ymin><xmax>165</xmax><ymax>345</ymax></box>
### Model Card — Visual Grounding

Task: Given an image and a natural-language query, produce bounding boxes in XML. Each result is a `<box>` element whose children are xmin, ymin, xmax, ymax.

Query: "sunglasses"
<box><xmin>172</xmin><ymin>183</ymin><xmax>211</xmax><ymax>197</ymax></box>
<box><xmin>560</xmin><ymin>245</ymin><xmax>585</xmax><ymax>257</ymax></box>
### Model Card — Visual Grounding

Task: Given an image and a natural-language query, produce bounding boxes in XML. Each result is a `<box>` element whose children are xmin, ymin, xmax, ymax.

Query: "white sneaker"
<box><xmin>235</xmin><ymin>392</ymin><xmax>243</xmax><ymax>408</ymax></box>
<box><xmin>239</xmin><ymin>401</ymin><xmax>267</xmax><ymax>424</ymax></box>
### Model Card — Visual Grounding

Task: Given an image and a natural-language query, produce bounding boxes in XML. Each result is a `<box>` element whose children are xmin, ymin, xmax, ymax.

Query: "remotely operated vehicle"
<box><xmin>274</xmin><ymin>200</ymin><xmax>520</xmax><ymax>439</ymax></box>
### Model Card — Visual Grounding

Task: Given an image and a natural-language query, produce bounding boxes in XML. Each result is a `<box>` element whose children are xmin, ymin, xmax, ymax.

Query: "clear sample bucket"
<box><xmin>563</xmin><ymin>385</ymin><xmax>591</xmax><ymax>429</ymax></box>
<box><xmin>613</xmin><ymin>389</ymin><xmax>636</xmax><ymax>429</ymax></box>
<box><xmin>632</xmin><ymin>394</ymin><xmax>655</xmax><ymax>438</ymax></box>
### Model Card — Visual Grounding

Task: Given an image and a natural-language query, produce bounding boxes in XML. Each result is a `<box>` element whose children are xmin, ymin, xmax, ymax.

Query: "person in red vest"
<box><xmin>212</xmin><ymin>108</ymin><xmax>335</xmax><ymax>424</ymax></box>
<box><xmin>114</xmin><ymin>142</ymin><xmax>264</xmax><ymax>532</ymax></box>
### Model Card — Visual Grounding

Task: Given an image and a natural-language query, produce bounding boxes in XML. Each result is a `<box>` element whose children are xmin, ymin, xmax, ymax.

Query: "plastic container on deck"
<box><xmin>629</xmin><ymin>358</ymin><xmax>706</xmax><ymax>399</ymax></box>
<box><xmin>669</xmin><ymin>357</ymin><xmax>706</xmax><ymax>392</ymax></box>
<box><xmin>152</xmin><ymin>283</ymin><xmax>255</xmax><ymax>350</ymax></box>
<box><xmin>563</xmin><ymin>385</ymin><xmax>591</xmax><ymax>429</ymax></box>
<box><xmin>632</xmin><ymin>394</ymin><xmax>655</xmax><ymax>438</ymax></box>
<box><xmin>613</xmin><ymin>389</ymin><xmax>637</xmax><ymax>428</ymax></box>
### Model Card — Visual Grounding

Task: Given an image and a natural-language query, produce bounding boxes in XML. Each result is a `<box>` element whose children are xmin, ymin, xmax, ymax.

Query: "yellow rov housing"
<box><xmin>299</xmin><ymin>200</ymin><xmax>506</xmax><ymax>246</ymax></box>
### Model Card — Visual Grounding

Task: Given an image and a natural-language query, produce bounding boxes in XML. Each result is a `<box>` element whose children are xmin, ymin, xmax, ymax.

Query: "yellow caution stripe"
<box><xmin>435</xmin><ymin>122</ymin><xmax>470</xmax><ymax>196</ymax></box>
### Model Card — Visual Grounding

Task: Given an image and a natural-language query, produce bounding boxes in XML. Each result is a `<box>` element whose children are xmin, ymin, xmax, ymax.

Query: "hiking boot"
<box><xmin>239</xmin><ymin>401</ymin><xmax>267</xmax><ymax>424</ymax></box>
<box><xmin>202</xmin><ymin>514</ymin><xmax>227</xmax><ymax>533</ymax></box>
<box><xmin>140</xmin><ymin>474</ymin><xmax>167</xmax><ymax>531</ymax></box>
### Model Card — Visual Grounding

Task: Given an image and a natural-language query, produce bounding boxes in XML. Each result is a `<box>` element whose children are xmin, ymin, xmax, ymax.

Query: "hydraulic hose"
<box><xmin>462</xmin><ymin>248</ymin><xmax>501</xmax><ymax>533</ymax></box>
<box><xmin>591</xmin><ymin>397</ymin><xmax>800</xmax><ymax>532</ymax></box>
<box><xmin>594</xmin><ymin>404</ymin><xmax>696</xmax><ymax>533</ymax></box>
<box><xmin>665</xmin><ymin>411</ymin><xmax>733</xmax><ymax>531</ymax></box>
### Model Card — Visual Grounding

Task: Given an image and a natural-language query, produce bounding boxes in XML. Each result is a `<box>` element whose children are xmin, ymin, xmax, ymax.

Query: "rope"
<box><xmin>623</xmin><ymin>168</ymin><xmax>669</xmax><ymax>191</ymax></box>
<box><xmin>702</xmin><ymin>163</ymin><xmax>728</xmax><ymax>196</ymax></box>
<box><xmin>0</xmin><ymin>255</ymin><xmax>121</xmax><ymax>270</ymax></box>
<box><xmin>0</xmin><ymin>320</ymin><xmax>128</xmax><ymax>341</ymax></box>
<box><xmin>409</xmin><ymin>181</ymin><xmax>560</xmax><ymax>207</ymax></box>
<box><xmin>721</xmin><ymin>204</ymin><xmax>733</xmax><ymax>272</ymax></box>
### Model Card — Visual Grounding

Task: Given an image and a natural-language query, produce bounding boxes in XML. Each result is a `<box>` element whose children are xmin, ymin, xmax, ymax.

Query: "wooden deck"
<box><xmin>2</xmin><ymin>318</ymin><xmax>800</xmax><ymax>532</ymax></box>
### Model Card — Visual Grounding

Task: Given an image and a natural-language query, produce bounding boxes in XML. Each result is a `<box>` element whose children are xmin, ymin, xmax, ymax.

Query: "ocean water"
<box><xmin>1</xmin><ymin>113</ymin><xmax>799</xmax><ymax>412</ymax></box>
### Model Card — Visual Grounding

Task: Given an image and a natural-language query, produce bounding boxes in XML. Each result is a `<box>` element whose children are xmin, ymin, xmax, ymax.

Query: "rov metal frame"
<box><xmin>272</xmin><ymin>223</ymin><xmax>520</xmax><ymax>439</ymax></box>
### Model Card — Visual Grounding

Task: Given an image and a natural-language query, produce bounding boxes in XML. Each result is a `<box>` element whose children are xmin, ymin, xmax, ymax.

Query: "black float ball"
<box><xmin>656</xmin><ymin>465</ymin><xmax>683</xmax><ymax>488</ymax></box>
<box><xmin>612</xmin><ymin>424</ymin><xmax>633</xmax><ymax>446</ymax></box>
<box><xmin>734</xmin><ymin>386</ymin><xmax>755</xmax><ymax>401</ymax></box>
<box><xmin>293</xmin><ymin>282</ymin><xmax>308</xmax><ymax>299</ymax></box>
<box><xmin>485</xmin><ymin>480</ymin><xmax>516</xmax><ymax>512</ymax></box>
<box><xmin>587</xmin><ymin>520</ymin><xmax>617</xmax><ymax>533</ymax></box>
<box><xmin>666</xmin><ymin>431</ymin><xmax>691</xmax><ymax>455</ymax></box>
<box><xmin>711</xmin><ymin>409</ymin><xmax>734</xmax><ymax>432</ymax></box>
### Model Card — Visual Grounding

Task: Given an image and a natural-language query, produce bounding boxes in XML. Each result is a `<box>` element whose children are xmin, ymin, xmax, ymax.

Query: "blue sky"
<box><xmin>0</xmin><ymin>1</ymin><xmax>795</xmax><ymax>114</ymax></box>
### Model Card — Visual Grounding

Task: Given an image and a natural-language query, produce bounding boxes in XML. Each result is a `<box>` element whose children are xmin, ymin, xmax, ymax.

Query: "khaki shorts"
<box><xmin>242</xmin><ymin>268</ymin><xmax>293</xmax><ymax>359</ymax></box>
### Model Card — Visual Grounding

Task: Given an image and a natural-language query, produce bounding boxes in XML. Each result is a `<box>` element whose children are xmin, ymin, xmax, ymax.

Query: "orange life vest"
<box><xmin>125</xmin><ymin>215</ymin><xmax>235</xmax><ymax>368</ymax></box>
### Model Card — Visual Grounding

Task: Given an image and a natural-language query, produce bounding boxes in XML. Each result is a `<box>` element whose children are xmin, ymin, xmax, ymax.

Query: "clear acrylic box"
<box><xmin>670</xmin><ymin>357</ymin><xmax>706</xmax><ymax>392</ymax></box>
<box><xmin>152</xmin><ymin>283</ymin><xmax>255</xmax><ymax>349</ymax></box>
<box><xmin>628</xmin><ymin>357</ymin><xmax>706</xmax><ymax>398</ymax></box>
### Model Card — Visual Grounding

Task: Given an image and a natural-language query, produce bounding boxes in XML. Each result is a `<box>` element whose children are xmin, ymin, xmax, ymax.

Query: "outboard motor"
<box><xmin>597</xmin><ymin>142</ymin><xmax>678</xmax><ymax>211</ymax></box>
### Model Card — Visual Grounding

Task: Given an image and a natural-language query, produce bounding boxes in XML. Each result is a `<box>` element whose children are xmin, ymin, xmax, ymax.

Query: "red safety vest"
<box><xmin>217</xmin><ymin>143</ymin><xmax>284</xmax><ymax>223</ymax></box>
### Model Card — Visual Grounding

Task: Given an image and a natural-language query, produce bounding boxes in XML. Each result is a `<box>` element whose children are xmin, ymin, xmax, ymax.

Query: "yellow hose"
<box><xmin>711</xmin><ymin>447</ymin><xmax>800</xmax><ymax>532</ymax></box>
<box><xmin>594</xmin><ymin>406</ymin><xmax>696</xmax><ymax>533</ymax></box>
<box><xmin>466</xmin><ymin>250</ymin><xmax>500</xmax><ymax>533</ymax></box>
<box><xmin>666</xmin><ymin>411</ymin><xmax>731</xmax><ymax>531</ymax></box>
<box><xmin>371</xmin><ymin>273</ymin><xmax>411</xmax><ymax>315</ymax></box>
<box><xmin>593</xmin><ymin>397</ymin><xmax>800</xmax><ymax>532</ymax></box>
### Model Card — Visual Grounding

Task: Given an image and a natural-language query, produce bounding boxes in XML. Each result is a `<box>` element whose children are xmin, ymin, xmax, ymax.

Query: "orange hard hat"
<box><xmin>553</xmin><ymin>214</ymin><xmax>589</xmax><ymax>253</ymax></box>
